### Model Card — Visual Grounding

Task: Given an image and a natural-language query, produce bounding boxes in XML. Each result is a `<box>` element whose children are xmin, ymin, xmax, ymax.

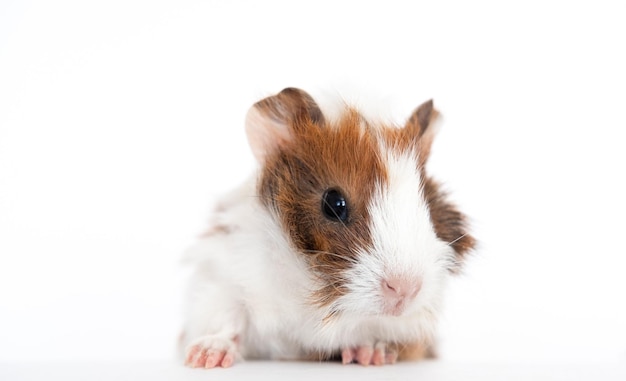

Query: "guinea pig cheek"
<box><xmin>334</xmin><ymin>252</ymin><xmax>391</xmax><ymax>316</ymax></box>
<box><xmin>342</xmin><ymin>247</ymin><xmax>449</xmax><ymax>318</ymax></box>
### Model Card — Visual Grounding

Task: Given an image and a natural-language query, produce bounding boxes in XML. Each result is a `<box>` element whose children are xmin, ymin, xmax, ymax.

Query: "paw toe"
<box><xmin>341</xmin><ymin>348</ymin><xmax>356</xmax><ymax>364</ymax></box>
<box><xmin>204</xmin><ymin>350</ymin><xmax>225</xmax><ymax>368</ymax></box>
<box><xmin>342</xmin><ymin>343</ymin><xmax>396</xmax><ymax>366</ymax></box>
<box><xmin>221</xmin><ymin>351</ymin><xmax>236</xmax><ymax>368</ymax></box>
<box><xmin>356</xmin><ymin>346</ymin><xmax>374</xmax><ymax>366</ymax></box>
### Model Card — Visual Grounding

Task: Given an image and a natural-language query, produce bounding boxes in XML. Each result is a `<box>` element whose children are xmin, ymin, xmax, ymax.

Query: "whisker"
<box><xmin>303</xmin><ymin>249</ymin><xmax>358</xmax><ymax>264</ymax></box>
<box><xmin>447</xmin><ymin>233</ymin><xmax>467</xmax><ymax>247</ymax></box>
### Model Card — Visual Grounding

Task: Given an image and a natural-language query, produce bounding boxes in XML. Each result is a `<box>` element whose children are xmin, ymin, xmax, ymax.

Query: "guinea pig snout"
<box><xmin>381</xmin><ymin>276</ymin><xmax>422</xmax><ymax>316</ymax></box>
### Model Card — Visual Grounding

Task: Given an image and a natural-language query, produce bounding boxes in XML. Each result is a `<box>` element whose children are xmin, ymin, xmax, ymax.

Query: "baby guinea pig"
<box><xmin>180</xmin><ymin>87</ymin><xmax>475</xmax><ymax>368</ymax></box>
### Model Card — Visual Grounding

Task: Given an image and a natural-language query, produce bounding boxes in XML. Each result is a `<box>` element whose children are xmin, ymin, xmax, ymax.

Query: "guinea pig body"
<box><xmin>180</xmin><ymin>88</ymin><xmax>475</xmax><ymax>368</ymax></box>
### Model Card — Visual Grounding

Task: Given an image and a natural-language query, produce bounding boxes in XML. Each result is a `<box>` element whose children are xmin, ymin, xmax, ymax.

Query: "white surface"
<box><xmin>1</xmin><ymin>0</ymin><xmax>626</xmax><ymax>370</ymax></box>
<box><xmin>2</xmin><ymin>361</ymin><xmax>626</xmax><ymax>381</ymax></box>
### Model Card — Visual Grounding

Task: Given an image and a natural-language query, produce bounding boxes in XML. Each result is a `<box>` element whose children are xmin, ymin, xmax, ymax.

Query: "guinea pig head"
<box><xmin>245</xmin><ymin>88</ymin><xmax>474</xmax><ymax>319</ymax></box>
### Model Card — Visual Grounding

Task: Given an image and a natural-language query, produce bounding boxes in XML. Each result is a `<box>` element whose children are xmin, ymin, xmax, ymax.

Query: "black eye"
<box><xmin>321</xmin><ymin>189</ymin><xmax>349</xmax><ymax>222</ymax></box>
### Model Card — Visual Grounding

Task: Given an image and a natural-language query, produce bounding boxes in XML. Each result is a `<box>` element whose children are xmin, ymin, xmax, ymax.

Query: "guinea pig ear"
<box><xmin>405</xmin><ymin>99</ymin><xmax>441</xmax><ymax>165</ymax></box>
<box><xmin>245</xmin><ymin>87</ymin><xmax>325</xmax><ymax>162</ymax></box>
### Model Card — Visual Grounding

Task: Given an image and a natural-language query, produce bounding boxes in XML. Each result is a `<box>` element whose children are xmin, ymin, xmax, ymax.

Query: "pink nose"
<box><xmin>382</xmin><ymin>277</ymin><xmax>422</xmax><ymax>301</ymax></box>
<box><xmin>380</xmin><ymin>277</ymin><xmax>422</xmax><ymax>316</ymax></box>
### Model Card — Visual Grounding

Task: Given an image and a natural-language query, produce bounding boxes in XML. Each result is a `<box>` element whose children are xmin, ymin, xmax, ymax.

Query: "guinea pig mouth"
<box><xmin>382</xmin><ymin>299</ymin><xmax>408</xmax><ymax>316</ymax></box>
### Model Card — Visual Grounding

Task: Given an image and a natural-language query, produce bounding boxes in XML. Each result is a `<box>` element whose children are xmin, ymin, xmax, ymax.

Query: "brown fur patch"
<box><xmin>422</xmin><ymin>177</ymin><xmax>475</xmax><ymax>270</ymax></box>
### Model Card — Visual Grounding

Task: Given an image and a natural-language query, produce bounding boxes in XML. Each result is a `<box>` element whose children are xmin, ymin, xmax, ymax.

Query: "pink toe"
<box><xmin>341</xmin><ymin>348</ymin><xmax>356</xmax><ymax>365</ymax></box>
<box><xmin>356</xmin><ymin>347</ymin><xmax>374</xmax><ymax>366</ymax></box>
<box><xmin>385</xmin><ymin>351</ymin><xmax>398</xmax><ymax>364</ymax></box>
<box><xmin>205</xmin><ymin>351</ymin><xmax>225</xmax><ymax>368</ymax></box>
<box><xmin>221</xmin><ymin>352</ymin><xmax>235</xmax><ymax>368</ymax></box>
<box><xmin>372</xmin><ymin>347</ymin><xmax>385</xmax><ymax>366</ymax></box>
<box><xmin>185</xmin><ymin>345</ymin><xmax>200</xmax><ymax>366</ymax></box>
<box><xmin>194</xmin><ymin>349</ymin><xmax>208</xmax><ymax>368</ymax></box>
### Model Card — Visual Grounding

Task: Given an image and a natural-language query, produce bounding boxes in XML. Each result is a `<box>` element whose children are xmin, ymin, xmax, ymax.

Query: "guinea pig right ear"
<box><xmin>404</xmin><ymin>99</ymin><xmax>441</xmax><ymax>166</ymax></box>
<box><xmin>245</xmin><ymin>87</ymin><xmax>325</xmax><ymax>162</ymax></box>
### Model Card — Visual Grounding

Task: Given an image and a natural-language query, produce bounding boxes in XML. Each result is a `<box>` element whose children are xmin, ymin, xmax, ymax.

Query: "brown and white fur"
<box><xmin>180</xmin><ymin>88</ymin><xmax>475</xmax><ymax>368</ymax></box>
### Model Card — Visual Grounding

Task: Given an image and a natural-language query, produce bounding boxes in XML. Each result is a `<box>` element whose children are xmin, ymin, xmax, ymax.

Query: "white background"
<box><xmin>1</xmin><ymin>0</ymin><xmax>625</xmax><ymax>377</ymax></box>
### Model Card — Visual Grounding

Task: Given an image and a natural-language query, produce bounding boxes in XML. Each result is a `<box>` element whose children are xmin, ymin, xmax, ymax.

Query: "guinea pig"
<box><xmin>180</xmin><ymin>87</ymin><xmax>475</xmax><ymax>368</ymax></box>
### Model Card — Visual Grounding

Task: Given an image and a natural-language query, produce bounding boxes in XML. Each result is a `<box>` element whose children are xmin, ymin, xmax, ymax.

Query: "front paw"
<box><xmin>184</xmin><ymin>335</ymin><xmax>240</xmax><ymax>369</ymax></box>
<box><xmin>341</xmin><ymin>342</ymin><xmax>397</xmax><ymax>366</ymax></box>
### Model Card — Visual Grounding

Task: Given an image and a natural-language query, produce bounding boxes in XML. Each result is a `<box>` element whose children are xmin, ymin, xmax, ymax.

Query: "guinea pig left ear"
<box><xmin>245</xmin><ymin>87</ymin><xmax>325</xmax><ymax>162</ymax></box>
<box><xmin>405</xmin><ymin>99</ymin><xmax>441</xmax><ymax>165</ymax></box>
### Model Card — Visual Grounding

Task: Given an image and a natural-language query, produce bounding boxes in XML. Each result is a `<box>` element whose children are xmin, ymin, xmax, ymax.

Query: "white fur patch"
<box><xmin>334</xmin><ymin>145</ymin><xmax>453</xmax><ymax>320</ymax></box>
